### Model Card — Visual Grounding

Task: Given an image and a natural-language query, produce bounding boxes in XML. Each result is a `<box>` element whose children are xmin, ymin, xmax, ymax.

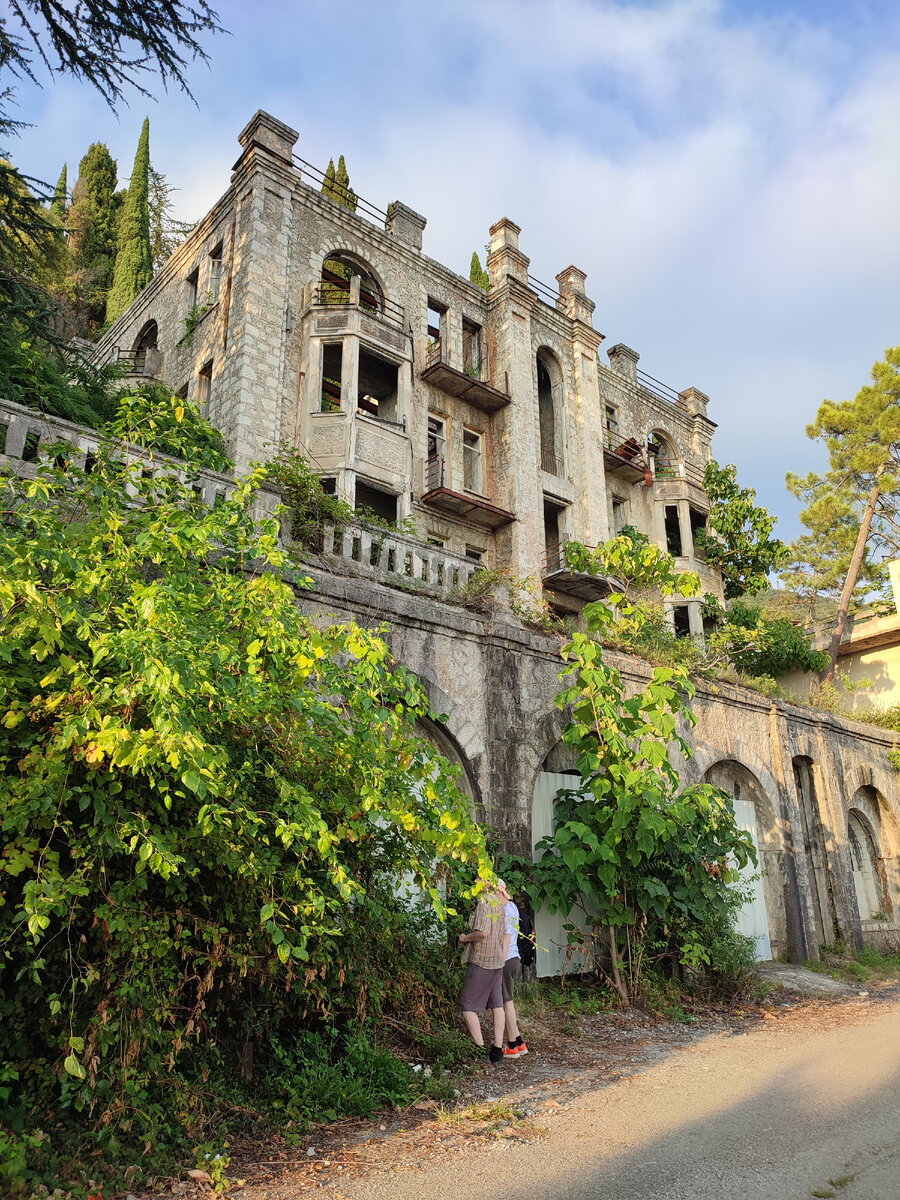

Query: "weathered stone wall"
<box><xmin>298</xmin><ymin>565</ymin><xmax>900</xmax><ymax>963</ymax></box>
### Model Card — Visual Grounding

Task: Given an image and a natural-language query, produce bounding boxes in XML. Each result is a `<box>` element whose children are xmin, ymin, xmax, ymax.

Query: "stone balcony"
<box><xmin>314</xmin><ymin>521</ymin><xmax>481</xmax><ymax>598</ymax></box>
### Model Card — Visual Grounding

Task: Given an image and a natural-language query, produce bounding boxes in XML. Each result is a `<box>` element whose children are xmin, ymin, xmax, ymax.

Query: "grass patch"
<box><xmin>806</xmin><ymin>942</ymin><xmax>900</xmax><ymax>986</ymax></box>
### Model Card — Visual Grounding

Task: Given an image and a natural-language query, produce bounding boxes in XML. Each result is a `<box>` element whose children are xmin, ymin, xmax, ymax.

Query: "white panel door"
<box><xmin>732</xmin><ymin>798</ymin><xmax>772</xmax><ymax>961</ymax></box>
<box><xmin>532</xmin><ymin>771</ymin><xmax>594</xmax><ymax>978</ymax></box>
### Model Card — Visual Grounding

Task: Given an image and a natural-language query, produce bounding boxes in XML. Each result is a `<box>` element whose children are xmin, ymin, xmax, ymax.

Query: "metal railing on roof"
<box><xmin>528</xmin><ymin>275</ymin><xmax>561</xmax><ymax>306</ymax></box>
<box><xmin>313</xmin><ymin>279</ymin><xmax>406</xmax><ymax>331</ymax></box>
<box><xmin>293</xmin><ymin>154</ymin><xmax>388</xmax><ymax>226</ymax></box>
<box><xmin>637</xmin><ymin>369</ymin><xmax>680</xmax><ymax>405</ymax></box>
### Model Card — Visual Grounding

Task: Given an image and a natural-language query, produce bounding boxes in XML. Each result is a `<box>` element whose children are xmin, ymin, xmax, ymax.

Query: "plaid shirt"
<box><xmin>463</xmin><ymin>890</ymin><xmax>506</xmax><ymax>969</ymax></box>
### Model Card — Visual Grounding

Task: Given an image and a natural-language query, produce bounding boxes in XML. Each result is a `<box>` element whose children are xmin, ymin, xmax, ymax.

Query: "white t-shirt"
<box><xmin>504</xmin><ymin>900</ymin><xmax>520</xmax><ymax>961</ymax></box>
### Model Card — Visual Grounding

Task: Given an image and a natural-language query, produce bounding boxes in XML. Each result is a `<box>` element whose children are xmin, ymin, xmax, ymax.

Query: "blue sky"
<box><xmin>7</xmin><ymin>0</ymin><xmax>900</xmax><ymax>542</ymax></box>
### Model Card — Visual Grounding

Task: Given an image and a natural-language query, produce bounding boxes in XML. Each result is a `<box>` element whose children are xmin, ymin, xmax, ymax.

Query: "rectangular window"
<box><xmin>612</xmin><ymin>497</ymin><xmax>628</xmax><ymax>535</ymax></box>
<box><xmin>208</xmin><ymin>242</ymin><xmax>223</xmax><ymax>303</ymax></box>
<box><xmin>198</xmin><ymin>360</ymin><xmax>213</xmax><ymax>415</ymax></box>
<box><xmin>355</xmin><ymin>479</ymin><xmax>397</xmax><ymax>524</ymax></box>
<box><xmin>186</xmin><ymin>267</ymin><xmax>199</xmax><ymax>312</ymax></box>
<box><xmin>672</xmin><ymin>605</ymin><xmax>691</xmax><ymax>638</ymax></box>
<box><xmin>426</xmin><ymin>415</ymin><xmax>446</xmax><ymax>490</ymax></box>
<box><xmin>462</xmin><ymin>319</ymin><xmax>482</xmax><ymax>379</ymax></box>
<box><xmin>320</xmin><ymin>477</ymin><xmax>337</xmax><ymax>496</ymax></box>
<box><xmin>664</xmin><ymin>504</ymin><xmax>683</xmax><ymax>557</ymax></box>
<box><xmin>463</xmin><ymin>428</ymin><xmax>483</xmax><ymax>493</ymax></box>
<box><xmin>689</xmin><ymin>507</ymin><xmax>707</xmax><ymax>559</ymax></box>
<box><xmin>605</xmin><ymin>404</ymin><xmax>619</xmax><ymax>448</ymax></box>
<box><xmin>427</xmin><ymin>300</ymin><xmax>445</xmax><ymax>343</ymax></box>
<box><xmin>321</xmin><ymin>342</ymin><xmax>343</xmax><ymax>412</ymax></box>
<box><xmin>465</xmin><ymin>545</ymin><xmax>484</xmax><ymax>563</ymax></box>
<box><xmin>427</xmin><ymin>533</ymin><xmax>446</xmax><ymax>548</ymax></box>
<box><xmin>176</xmin><ymin>381</ymin><xmax>189</xmax><ymax>400</ymax></box>
<box><xmin>357</xmin><ymin>347</ymin><xmax>399</xmax><ymax>422</ymax></box>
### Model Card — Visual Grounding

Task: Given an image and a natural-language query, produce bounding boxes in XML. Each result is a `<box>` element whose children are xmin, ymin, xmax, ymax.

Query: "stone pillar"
<box><xmin>607</xmin><ymin>343</ymin><xmax>640</xmax><ymax>382</ymax></box>
<box><xmin>237</xmin><ymin>110</ymin><xmax>299</xmax><ymax>165</ymax></box>
<box><xmin>487</xmin><ymin>219</ymin><xmax>530</xmax><ymax>287</ymax></box>
<box><xmin>385</xmin><ymin>201</ymin><xmax>427</xmax><ymax>251</ymax></box>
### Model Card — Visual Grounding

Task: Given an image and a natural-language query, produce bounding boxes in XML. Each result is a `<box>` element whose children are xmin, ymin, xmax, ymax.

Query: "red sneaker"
<box><xmin>502</xmin><ymin>1044</ymin><xmax>520</xmax><ymax>1058</ymax></box>
<box><xmin>515</xmin><ymin>1039</ymin><xmax>529</xmax><ymax>1056</ymax></box>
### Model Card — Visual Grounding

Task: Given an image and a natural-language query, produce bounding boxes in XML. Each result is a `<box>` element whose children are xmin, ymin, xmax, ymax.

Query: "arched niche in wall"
<box><xmin>531</xmin><ymin>740</ymin><xmax>591</xmax><ymax>978</ymax></box>
<box><xmin>536</xmin><ymin>347</ymin><xmax>565</xmax><ymax>478</ymax></box>
<box><xmin>847</xmin><ymin>785</ymin><xmax>897</xmax><ymax>929</ymax></box>
<box><xmin>703</xmin><ymin>759</ymin><xmax>783</xmax><ymax>960</ymax></box>
<box><xmin>792</xmin><ymin>755</ymin><xmax>834</xmax><ymax>948</ymax></box>
<box><xmin>647</xmin><ymin>428</ymin><xmax>682</xmax><ymax>480</ymax></box>
<box><xmin>320</xmin><ymin>250</ymin><xmax>385</xmax><ymax>313</ymax></box>
<box><xmin>415</xmin><ymin>715</ymin><xmax>478</xmax><ymax>818</ymax></box>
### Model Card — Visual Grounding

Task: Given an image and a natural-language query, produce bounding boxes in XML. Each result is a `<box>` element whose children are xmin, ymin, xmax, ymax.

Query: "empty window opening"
<box><xmin>355</xmin><ymin>480</ymin><xmax>397</xmax><ymax>524</ymax></box>
<box><xmin>21</xmin><ymin>431</ymin><xmax>40</xmax><ymax>463</ymax></box>
<box><xmin>131</xmin><ymin>320</ymin><xmax>158</xmax><ymax>372</ymax></box>
<box><xmin>185</xmin><ymin>267</ymin><xmax>199</xmax><ymax>312</ymax></box>
<box><xmin>321</xmin><ymin>342</ymin><xmax>343</xmax><ymax>412</ymax></box>
<box><xmin>426</xmin><ymin>416</ymin><xmax>446</xmax><ymax>490</ymax></box>
<box><xmin>320</xmin><ymin>477</ymin><xmax>337</xmax><ymax>496</ymax></box>
<box><xmin>357</xmin><ymin>347</ymin><xmax>399</xmax><ymax>422</ymax></box>
<box><xmin>648</xmin><ymin>432</ymin><xmax>679</xmax><ymax>479</ymax></box>
<box><xmin>463</xmin><ymin>319</ymin><xmax>482</xmax><ymax>378</ymax></box>
<box><xmin>544</xmin><ymin>499</ymin><xmax>565</xmax><ymax>570</ymax></box>
<box><xmin>689</xmin><ymin>507</ymin><xmax>707</xmax><ymax>558</ymax></box>
<box><xmin>605</xmin><ymin>404</ymin><xmax>619</xmax><ymax>448</ymax></box>
<box><xmin>176</xmin><ymin>381</ymin><xmax>189</xmax><ymax>400</ymax></box>
<box><xmin>209</xmin><ymin>242</ymin><xmax>224</xmax><ymax>302</ymax></box>
<box><xmin>463</xmin><ymin>428</ymin><xmax>483</xmax><ymax>493</ymax></box>
<box><xmin>465</xmin><ymin>545</ymin><xmax>484</xmax><ymax>563</ymax></box>
<box><xmin>427</xmin><ymin>299</ymin><xmax>445</xmax><ymax>344</ymax></box>
<box><xmin>537</xmin><ymin>354</ymin><xmax>561</xmax><ymax>476</ymax></box>
<box><xmin>198</xmin><ymin>360</ymin><xmax>213</xmax><ymax>415</ymax></box>
<box><xmin>664</xmin><ymin>505</ymin><xmax>683</xmax><ymax>556</ymax></box>
<box><xmin>0</xmin><ymin>423</ymin><xmax>7</xmax><ymax>455</ymax></box>
<box><xmin>427</xmin><ymin>533</ymin><xmax>446</xmax><ymax>548</ymax></box>
<box><xmin>612</xmin><ymin>497</ymin><xmax>628</xmax><ymax>535</ymax></box>
<box><xmin>321</xmin><ymin>254</ymin><xmax>383</xmax><ymax>313</ymax></box>
<box><xmin>672</xmin><ymin>605</ymin><xmax>691</xmax><ymax>638</ymax></box>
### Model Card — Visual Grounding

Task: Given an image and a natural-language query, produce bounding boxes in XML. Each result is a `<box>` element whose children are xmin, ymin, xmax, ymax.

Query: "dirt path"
<box><xmin>208</xmin><ymin>985</ymin><xmax>900</xmax><ymax>1200</ymax></box>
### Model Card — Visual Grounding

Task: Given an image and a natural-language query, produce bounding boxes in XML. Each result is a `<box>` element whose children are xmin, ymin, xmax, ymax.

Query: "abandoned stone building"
<box><xmin>34</xmin><ymin>108</ymin><xmax>898</xmax><ymax>971</ymax></box>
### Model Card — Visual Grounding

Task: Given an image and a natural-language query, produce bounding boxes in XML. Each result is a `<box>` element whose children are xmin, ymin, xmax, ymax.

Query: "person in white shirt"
<box><xmin>497</xmin><ymin>879</ymin><xmax>528</xmax><ymax>1058</ymax></box>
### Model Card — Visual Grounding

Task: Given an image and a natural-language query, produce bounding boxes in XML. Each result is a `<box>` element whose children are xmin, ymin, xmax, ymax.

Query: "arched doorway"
<box><xmin>703</xmin><ymin>760</ymin><xmax>776</xmax><ymax>960</ymax></box>
<box><xmin>848</xmin><ymin>809</ymin><xmax>883</xmax><ymax>920</ymax></box>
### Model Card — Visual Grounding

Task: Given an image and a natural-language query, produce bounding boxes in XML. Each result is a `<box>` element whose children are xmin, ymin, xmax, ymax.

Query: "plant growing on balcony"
<box><xmin>264</xmin><ymin>446</ymin><xmax>354</xmax><ymax>551</ymax></box>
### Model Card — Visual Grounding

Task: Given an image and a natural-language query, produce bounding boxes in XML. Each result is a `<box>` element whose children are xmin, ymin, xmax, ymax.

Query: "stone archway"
<box><xmin>703</xmin><ymin>759</ymin><xmax>785</xmax><ymax>961</ymax></box>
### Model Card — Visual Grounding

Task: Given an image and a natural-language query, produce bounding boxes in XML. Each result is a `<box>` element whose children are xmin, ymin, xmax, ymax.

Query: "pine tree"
<box><xmin>784</xmin><ymin>348</ymin><xmax>900</xmax><ymax>682</ymax></box>
<box><xmin>106</xmin><ymin>118</ymin><xmax>153</xmax><ymax>323</ymax></box>
<box><xmin>67</xmin><ymin>143</ymin><xmax>120</xmax><ymax>333</ymax></box>
<box><xmin>469</xmin><ymin>251</ymin><xmax>490</xmax><ymax>291</ymax></box>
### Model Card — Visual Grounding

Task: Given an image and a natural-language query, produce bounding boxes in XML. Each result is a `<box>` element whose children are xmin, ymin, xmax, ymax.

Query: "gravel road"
<box><xmin>345</xmin><ymin>997</ymin><xmax>900</xmax><ymax>1200</ymax></box>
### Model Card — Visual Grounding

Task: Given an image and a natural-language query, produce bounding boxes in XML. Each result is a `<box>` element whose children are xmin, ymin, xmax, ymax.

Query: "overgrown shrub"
<box><xmin>263</xmin><ymin>445</ymin><xmax>354</xmax><ymax>550</ymax></box>
<box><xmin>0</xmin><ymin>422</ymin><xmax>491</xmax><ymax>1190</ymax></box>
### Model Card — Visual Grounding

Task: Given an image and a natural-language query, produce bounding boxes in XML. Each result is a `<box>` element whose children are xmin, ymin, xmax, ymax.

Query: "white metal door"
<box><xmin>732</xmin><ymin>798</ymin><xmax>772</xmax><ymax>961</ymax></box>
<box><xmin>532</xmin><ymin>771</ymin><xmax>594</xmax><ymax>978</ymax></box>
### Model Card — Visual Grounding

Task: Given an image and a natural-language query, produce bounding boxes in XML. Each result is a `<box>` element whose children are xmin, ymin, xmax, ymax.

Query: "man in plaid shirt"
<box><xmin>458</xmin><ymin>886</ymin><xmax>510</xmax><ymax>1063</ymax></box>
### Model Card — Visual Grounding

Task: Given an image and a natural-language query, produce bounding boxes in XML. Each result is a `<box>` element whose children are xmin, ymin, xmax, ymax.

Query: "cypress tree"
<box><xmin>106</xmin><ymin>118</ymin><xmax>153</xmax><ymax>324</ymax></box>
<box><xmin>322</xmin><ymin>158</ymin><xmax>336</xmax><ymax>200</ymax></box>
<box><xmin>334</xmin><ymin>155</ymin><xmax>358</xmax><ymax>212</ymax></box>
<box><xmin>469</xmin><ymin>251</ymin><xmax>490</xmax><ymax>291</ymax></box>
<box><xmin>67</xmin><ymin>143</ymin><xmax>119</xmax><ymax>332</ymax></box>
<box><xmin>49</xmin><ymin>164</ymin><xmax>67</xmax><ymax>224</ymax></box>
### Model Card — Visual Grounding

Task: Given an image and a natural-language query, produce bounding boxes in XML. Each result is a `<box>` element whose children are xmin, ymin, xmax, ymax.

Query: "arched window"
<box><xmin>536</xmin><ymin>349</ymin><xmax>564</xmax><ymax>477</ymax></box>
<box><xmin>848</xmin><ymin>810</ymin><xmax>884</xmax><ymax>920</ymax></box>
<box><xmin>319</xmin><ymin>252</ymin><xmax>384</xmax><ymax>313</ymax></box>
<box><xmin>647</xmin><ymin>430</ymin><xmax>681</xmax><ymax>479</ymax></box>
<box><xmin>128</xmin><ymin>320</ymin><xmax>158</xmax><ymax>373</ymax></box>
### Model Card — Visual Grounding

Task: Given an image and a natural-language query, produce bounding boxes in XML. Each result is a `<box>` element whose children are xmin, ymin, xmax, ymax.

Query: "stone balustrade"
<box><xmin>319</xmin><ymin>521</ymin><xmax>480</xmax><ymax>598</ymax></box>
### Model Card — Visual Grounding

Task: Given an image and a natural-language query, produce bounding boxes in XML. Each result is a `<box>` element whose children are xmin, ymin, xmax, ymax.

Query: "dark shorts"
<box><xmin>460</xmin><ymin>963</ymin><xmax>503</xmax><ymax>1012</ymax></box>
<box><xmin>502</xmin><ymin>955</ymin><xmax>522</xmax><ymax>1003</ymax></box>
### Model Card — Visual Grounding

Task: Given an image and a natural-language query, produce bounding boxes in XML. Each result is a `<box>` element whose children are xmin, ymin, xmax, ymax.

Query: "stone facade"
<box><xmin>86</xmin><ymin>110</ymin><xmax>900</xmax><ymax>967</ymax></box>
<box><xmin>95</xmin><ymin>109</ymin><xmax>719</xmax><ymax>633</ymax></box>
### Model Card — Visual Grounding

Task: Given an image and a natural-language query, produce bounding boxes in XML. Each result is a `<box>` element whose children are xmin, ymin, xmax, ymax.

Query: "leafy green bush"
<box><xmin>263</xmin><ymin>445</ymin><xmax>354</xmax><ymax>550</ymax></box>
<box><xmin>710</xmin><ymin>601</ymin><xmax>828</xmax><ymax>678</ymax></box>
<box><xmin>106</xmin><ymin>381</ymin><xmax>232</xmax><ymax>472</ymax></box>
<box><xmin>0</xmin><ymin>429</ymin><xmax>491</xmax><ymax>1190</ymax></box>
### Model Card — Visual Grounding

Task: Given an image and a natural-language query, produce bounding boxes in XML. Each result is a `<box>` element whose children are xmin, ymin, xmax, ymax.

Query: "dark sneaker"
<box><xmin>515</xmin><ymin>1037</ymin><xmax>529</xmax><ymax>1056</ymax></box>
<box><xmin>488</xmin><ymin>1044</ymin><xmax>505</xmax><ymax>1063</ymax></box>
<box><xmin>502</xmin><ymin>1043</ymin><xmax>520</xmax><ymax>1058</ymax></box>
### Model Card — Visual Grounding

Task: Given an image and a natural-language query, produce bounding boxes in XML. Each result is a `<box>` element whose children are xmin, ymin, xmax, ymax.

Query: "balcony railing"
<box><xmin>319</xmin><ymin>520</ymin><xmax>480</xmax><ymax>598</ymax></box>
<box><xmin>0</xmin><ymin>397</ymin><xmax>277</xmax><ymax>521</ymax></box>
<box><xmin>421</xmin><ymin>339</ymin><xmax>510</xmax><ymax>414</ymax></box>
<box><xmin>540</xmin><ymin>446</ymin><xmax>565</xmax><ymax>478</ymax></box>
<box><xmin>313</xmin><ymin>276</ymin><xmax>407</xmax><ymax>331</ymax></box>
<box><xmin>115</xmin><ymin>347</ymin><xmax>161</xmax><ymax>377</ymax></box>
<box><xmin>637</xmin><ymin>369</ymin><xmax>681</xmax><ymax>405</ymax></box>
<box><xmin>541</xmin><ymin>541</ymin><xmax>614</xmax><ymax>601</ymax></box>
